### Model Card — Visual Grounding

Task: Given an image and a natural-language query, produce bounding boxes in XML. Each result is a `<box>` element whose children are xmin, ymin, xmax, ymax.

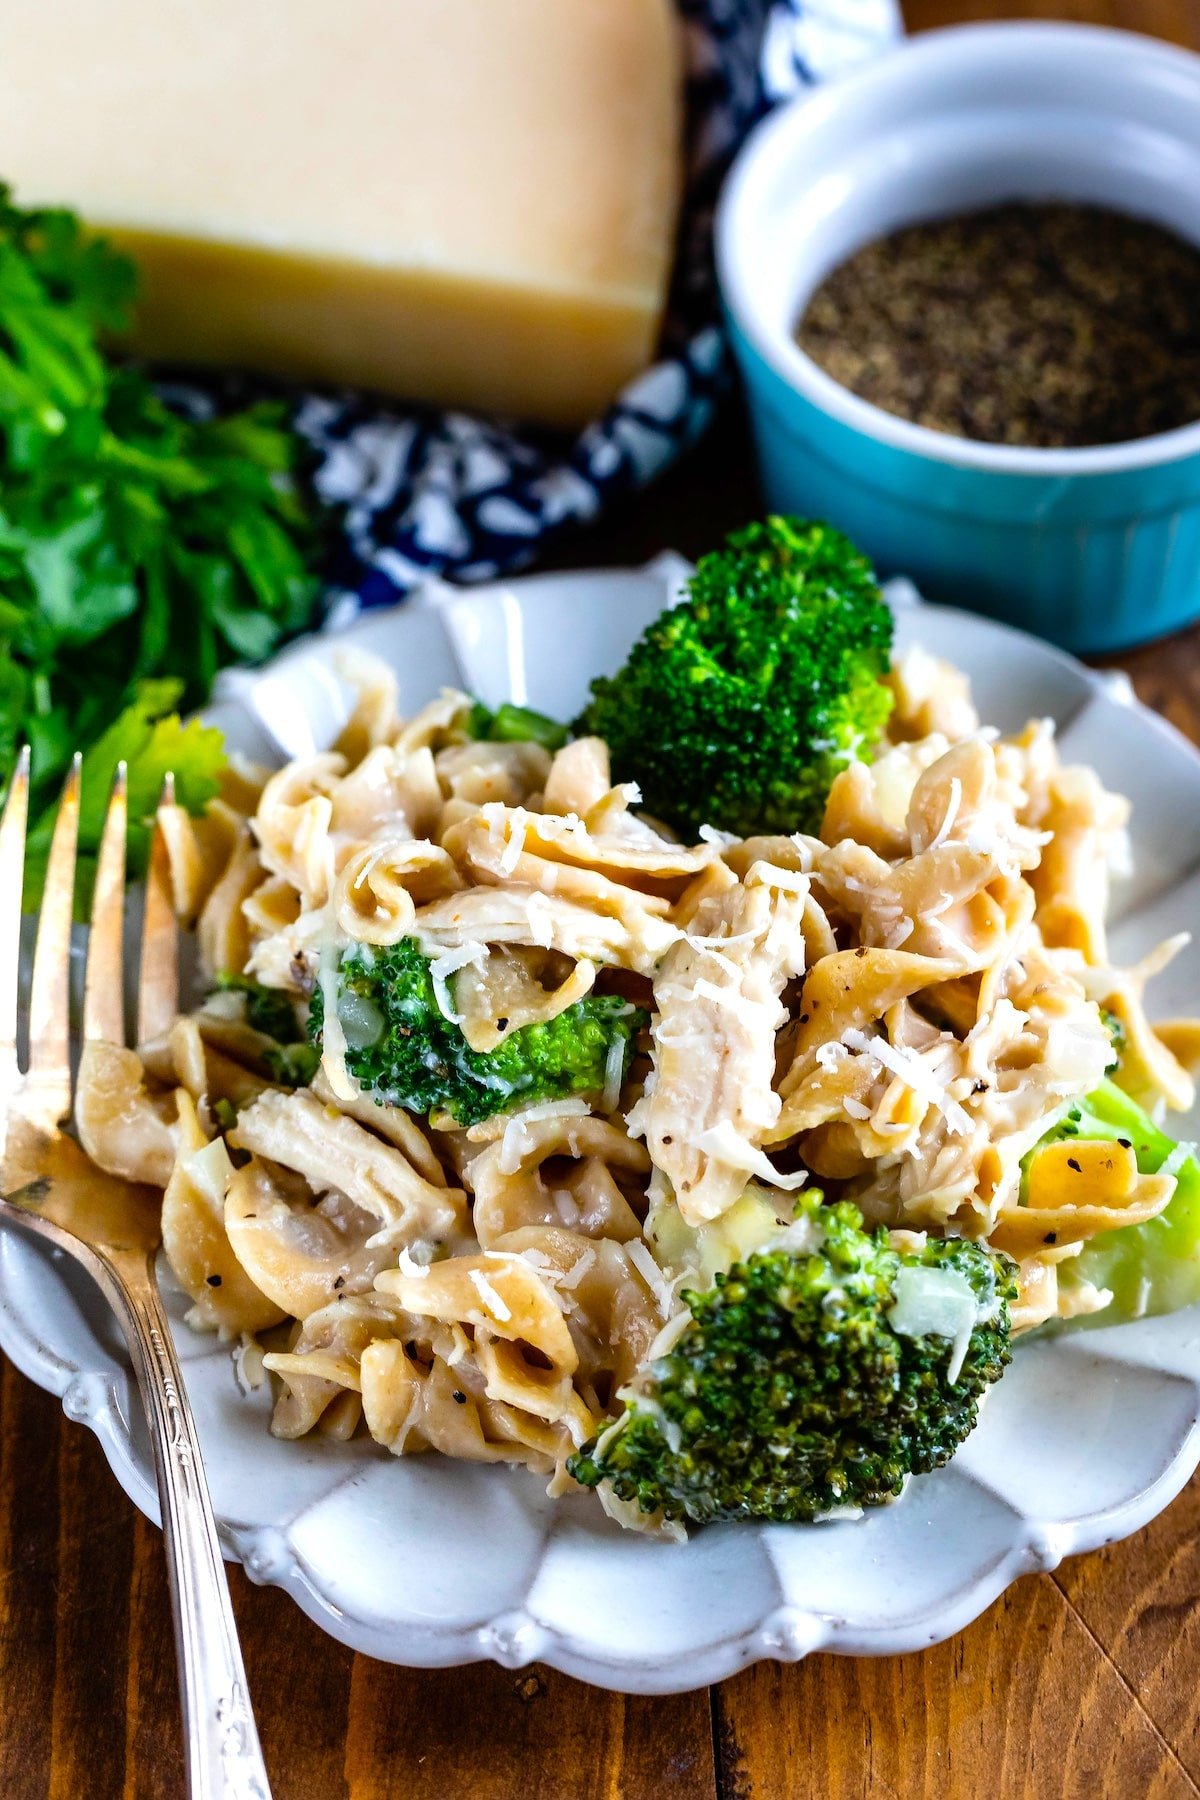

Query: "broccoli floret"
<box><xmin>568</xmin><ymin>1197</ymin><xmax>1014</xmax><ymax>1525</ymax></box>
<box><xmin>465</xmin><ymin>699</ymin><xmax>568</xmax><ymax>753</ymax></box>
<box><xmin>309</xmin><ymin>938</ymin><xmax>645</xmax><ymax>1128</ymax></box>
<box><xmin>213</xmin><ymin>973</ymin><xmax>318</xmax><ymax>1088</ymax></box>
<box><xmin>577</xmin><ymin>517</ymin><xmax>894</xmax><ymax>838</ymax></box>
<box><xmin>261</xmin><ymin>1041</ymin><xmax>321</xmax><ymax>1087</ymax></box>
<box><xmin>214</xmin><ymin>972</ymin><xmax>298</xmax><ymax>1042</ymax></box>
<box><xmin>1025</xmin><ymin>1078</ymin><xmax>1200</xmax><ymax>1323</ymax></box>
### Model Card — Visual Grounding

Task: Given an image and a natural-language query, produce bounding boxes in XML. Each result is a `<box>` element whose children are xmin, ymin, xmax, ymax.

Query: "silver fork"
<box><xmin>0</xmin><ymin>750</ymin><xmax>272</xmax><ymax>1800</ymax></box>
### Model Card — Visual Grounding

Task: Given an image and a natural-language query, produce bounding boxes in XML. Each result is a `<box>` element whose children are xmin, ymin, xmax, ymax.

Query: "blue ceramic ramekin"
<box><xmin>716</xmin><ymin>22</ymin><xmax>1200</xmax><ymax>654</ymax></box>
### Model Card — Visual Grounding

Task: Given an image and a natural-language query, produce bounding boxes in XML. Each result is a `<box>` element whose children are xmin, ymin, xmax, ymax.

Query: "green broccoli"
<box><xmin>1024</xmin><ymin>1078</ymin><xmax>1200</xmax><ymax>1323</ymax></box>
<box><xmin>568</xmin><ymin>1196</ymin><xmax>1015</xmax><ymax>1525</ymax></box>
<box><xmin>260</xmin><ymin>1040</ymin><xmax>321</xmax><ymax>1087</ymax></box>
<box><xmin>309</xmin><ymin>938</ymin><xmax>645</xmax><ymax>1128</ymax></box>
<box><xmin>212</xmin><ymin>973</ymin><xmax>319</xmax><ymax>1087</ymax></box>
<box><xmin>465</xmin><ymin>699</ymin><xmax>568</xmax><ymax>753</ymax></box>
<box><xmin>577</xmin><ymin>517</ymin><xmax>894</xmax><ymax>838</ymax></box>
<box><xmin>214</xmin><ymin>972</ymin><xmax>298</xmax><ymax>1042</ymax></box>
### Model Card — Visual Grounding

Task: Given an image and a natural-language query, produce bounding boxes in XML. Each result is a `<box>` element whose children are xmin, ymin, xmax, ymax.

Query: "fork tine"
<box><xmin>83</xmin><ymin>762</ymin><xmax>127</xmax><ymax>1045</ymax></box>
<box><xmin>0</xmin><ymin>746</ymin><xmax>31</xmax><ymax>1088</ymax></box>
<box><xmin>26</xmin><ymin>753</ymin><xmax>81</xmax><ymax>1125</ymax></box>
<box><xmin>137</xmin><ymin>773</ymin><xmax>178</xmax><ymax>1048</ymax></box>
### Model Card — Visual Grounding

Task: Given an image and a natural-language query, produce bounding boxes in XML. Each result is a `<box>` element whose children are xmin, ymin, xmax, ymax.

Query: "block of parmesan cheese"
<box><xmin>0</xmin><ymin>0</ymin><xmax>682</xmax><ymax>427</ymax></box>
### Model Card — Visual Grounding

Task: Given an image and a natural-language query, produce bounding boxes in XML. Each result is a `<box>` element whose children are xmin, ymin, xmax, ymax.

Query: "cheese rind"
<box><xmin>0</xmin><ymin>0</ymin><xmax>683</xmax><ymax>427</ymax></box>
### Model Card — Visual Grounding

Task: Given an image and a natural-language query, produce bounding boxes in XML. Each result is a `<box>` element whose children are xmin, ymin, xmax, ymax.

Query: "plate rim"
<box><xmin>4</xmin><ymin>560</ymin><xmax>1200</xmax><ymax>1694</ymax></box>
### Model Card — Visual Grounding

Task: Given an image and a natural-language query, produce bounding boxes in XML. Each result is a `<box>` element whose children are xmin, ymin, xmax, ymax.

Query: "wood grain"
<box><xmin>714</xmin><ymin>1577</ymin><xmax>1200</xmax><ymax>1800</ymax></box>
<box><xmin>3</xmin><ymin>4</ymin><xmax>1200</xmax><ymax>1796</ymax></box>
<box><xmin>904</xmin><ymin>0</ymin><xmax>1200</xmax><ymax>45</ymax></box>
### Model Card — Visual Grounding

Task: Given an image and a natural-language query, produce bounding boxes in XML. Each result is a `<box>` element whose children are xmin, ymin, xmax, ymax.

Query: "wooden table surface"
<box><xmin>6</xmin><ymin>3</ymin><xmax>1200</xmax><ymax>1796</ymax></box>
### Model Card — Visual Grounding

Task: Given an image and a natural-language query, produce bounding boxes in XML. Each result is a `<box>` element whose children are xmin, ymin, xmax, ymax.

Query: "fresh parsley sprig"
<box><xmin>0</xmin><ymin>185</ymin><xmax>325</xmax><ymax>901</ymax></box>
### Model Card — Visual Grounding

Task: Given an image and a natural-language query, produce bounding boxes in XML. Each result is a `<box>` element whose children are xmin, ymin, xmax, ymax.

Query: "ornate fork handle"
<box><xmin>101</xmin><ymin>1248</ymin><xmax>272</xmax><ymax>1800</ymax></box>
<box><xmin>0</xmin><ymin>756</ymin><xmax>272</xmax><ymax>1797</ymax></box>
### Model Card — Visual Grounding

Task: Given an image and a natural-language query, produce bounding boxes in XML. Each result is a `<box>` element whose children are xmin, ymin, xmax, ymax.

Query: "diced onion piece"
<box><xmin>887</xmin><ymin>1264</ymin><xmax>982</xmax><ymax>1385</ymax></box>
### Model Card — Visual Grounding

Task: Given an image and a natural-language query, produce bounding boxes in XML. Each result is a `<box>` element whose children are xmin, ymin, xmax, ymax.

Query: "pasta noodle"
<box><xmin>74</xmin><ymin>651</ymin><xmax>1199</xmax><ymax>1528</ymax></box>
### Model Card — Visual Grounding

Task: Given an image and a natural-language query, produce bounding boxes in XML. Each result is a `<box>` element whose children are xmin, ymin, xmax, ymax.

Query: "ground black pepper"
<box><xmin>795</xmin><ymin>202</ymin><xmax>1200</xmax><ymax>449</ymax></box>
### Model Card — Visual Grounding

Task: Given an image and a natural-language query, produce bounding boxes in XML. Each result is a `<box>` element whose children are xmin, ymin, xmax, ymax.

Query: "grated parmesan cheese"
<box><xmin>468</xmin><ymin>1267</ymin><xmax>512</xmax><ymax>1322</ymax></box>
<box><xmin>429</xmin><ymin>941</ymin><xmax>488</xmax><ymax>1024</ymax></box>
<box><xmin>556</xmin><ymin>1248</ymin><xmax>597</xmax><ymax>1291</ymax></box>
<box><xmin>623</xmin><ymin>1072</ymin><xmax>655</xmax><ymax>1143</ymax></box>
<box><xmin>645</xmin><ymin>1306</ymin><xmax>693</xmax><ymax>1361</ymax></box>
<box><xmin>525</xmin><ymin>892</ymin><xmax>555</xmax><ymax>948</ymax></box>
<box><xmin>964</xmin><ymin>822</ymin><xmax>999</xmax><ymax>857</ymax></box>
<box><xmin>692</xmin><ymin>978</ymin><xmax>770</xmax><ymax>1027</ymax></box>
<box><xmin>553</xmin><ymin>1188</ymin><xmax>582</xmax><ymax>1228</ymax></box>
<box><xmin>690</xmin><ymin>1120</ymin><xmax>808</xmax><ymax>1189</ymax></box>
<box><xmin>499</xmin><ymin>1097</ymin><xmax>592</xmax><ymax>1174</ymax></box>
<box><xmin>497</xmin><ymin>815</ymin><xmax>527</xmax><ymax>876</ymax></box>
<box><xmin>601</xmin><ymin>1035</ymin><xmax>626</xmax><ymax>1114</ymax></box>
<box><xmin>591</xmin><ymin>1412</ymin><xmax>632</xmax><ymax>1465</ymax></box>
<box><xmin>1161</xmin><ymin>1141</ymin><xmax>1197</xmax><ymax>1180</ymax></box>
<box><xmin>928</xmin><ymin>777</ymin><xmax>964</xmax><ymax>853</ymax></box>
<box><xmin>316</xmin><ymin>941</ymin><xmax>355</xmax><ymax>1101</ymax></box>
<box><xmin>842</xmin><ymin>1027</ymin><xmax>972</xmax><ymax>1136</ymax></box>
<box><xmin>747</xmin><ymin>860</ymin><xmax>808</xmax><ymax>894</ymax></box>
<box><xmin>626</xmin><ymin>1239</ymin><xmax>674</xmax><ymax>1317</ymax></box>
<box><xmin>595</xmin><ymin>1481</ymin><xmax>688</xmax><ymax>1542</ymax></box>
<box><xmin>616</xmin><ymin>1379</ymin><xmax>683</xmax><ymax>1453</ymax></box>
<box><xmin>684</xmin><ymin>927</ymin><xmax>757</xmax><ymax>956</ymax></box>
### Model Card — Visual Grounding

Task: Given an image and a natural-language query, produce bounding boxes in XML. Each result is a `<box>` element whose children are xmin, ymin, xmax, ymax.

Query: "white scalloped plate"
<box><xmin>3</xmin><ymin>560</ymin><xmax>1200</xmax><ymax>1694</ymax></box>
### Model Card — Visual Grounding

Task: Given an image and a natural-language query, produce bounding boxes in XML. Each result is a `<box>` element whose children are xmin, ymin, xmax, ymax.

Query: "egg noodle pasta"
<box><xmin>72</xmin><ymin>647</ymin><xmax>1200</xmax><ymax>1534</ymax></box>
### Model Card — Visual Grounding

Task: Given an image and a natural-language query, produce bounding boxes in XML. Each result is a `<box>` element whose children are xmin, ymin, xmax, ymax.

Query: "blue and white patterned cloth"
<box><xmin>274</xmin><ymin>0</ymin><xmax>900</xmax><ymax>613</ymax></box>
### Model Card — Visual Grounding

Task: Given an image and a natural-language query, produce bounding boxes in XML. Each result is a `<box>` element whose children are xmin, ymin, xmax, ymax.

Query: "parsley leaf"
<box><xmin>21</xmin><ymin>680</ymin><xmax>227</xmax><ymax>911</ymax></box>
<box><xmin>0</xmin><ymin>183</ymin><xmax>325</xmax><ymax>879</ymax></box>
